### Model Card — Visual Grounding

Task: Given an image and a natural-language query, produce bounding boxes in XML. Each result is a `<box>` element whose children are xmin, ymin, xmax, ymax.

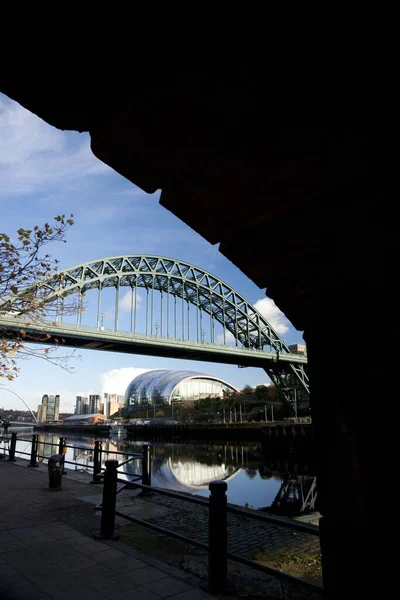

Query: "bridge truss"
<box><xmin>1</xmin><ymin>255</ymin><xmax>309</xmax><ymax>408</ymax></box>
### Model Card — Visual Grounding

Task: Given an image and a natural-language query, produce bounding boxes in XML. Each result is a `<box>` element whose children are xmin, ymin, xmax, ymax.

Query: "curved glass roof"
<box><xmin>125</xmin><ymin>369</ymin><xmax>238</xmax><ymax>405</ymax></box>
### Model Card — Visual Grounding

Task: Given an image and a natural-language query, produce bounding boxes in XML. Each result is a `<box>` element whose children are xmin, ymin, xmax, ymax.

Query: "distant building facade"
<box><xmin>74</xmin><ymin>396</ymin><xmax>87</xmax><ymax>415</ymax></box>
<box><xmin>75</xmin><ymin>393</ymin><xmax>125</xmax><ymax>417</ymax></box>
<box><xmin>104</xmin><ymin>393</ymin><xmax>125</xmax><ymax>417</ymax></box>
<box><xmin>37</xmin><ymin>394</ymin><xmax>60</xmax><ymax>422</ymax></box>
<box><xmin>288</xmin><ymin>343</ymin><xmax>307</xmax><ymax>356</ymax></box>
<box><xmin>75</xmin><ymin>396</ymin><xmax>90</xmax><ymax>414</ymax></box>
<box><xmin>89</xmin><ymin>394</ymin><xmax>101</xmax><ymax>414</ymax></box>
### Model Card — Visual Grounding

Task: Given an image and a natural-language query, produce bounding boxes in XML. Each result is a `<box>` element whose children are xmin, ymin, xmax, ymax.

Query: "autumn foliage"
<box><xmin>0</xmin><ymin>215</ymin><xmax>75</xmax><ymax>381</ymax></box>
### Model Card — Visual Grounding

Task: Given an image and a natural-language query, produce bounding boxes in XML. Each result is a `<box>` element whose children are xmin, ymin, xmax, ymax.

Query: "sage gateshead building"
<box><xmin>125</xmin><ymin>369</ymin><xmax>238</xmax><ymax>412</ymax></box>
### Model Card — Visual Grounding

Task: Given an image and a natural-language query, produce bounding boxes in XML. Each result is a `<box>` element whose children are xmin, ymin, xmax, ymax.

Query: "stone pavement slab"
<box><xmin>0</xmin><ymin>461</ymin><xmax>219</xmax><ymax>599</ymax></box>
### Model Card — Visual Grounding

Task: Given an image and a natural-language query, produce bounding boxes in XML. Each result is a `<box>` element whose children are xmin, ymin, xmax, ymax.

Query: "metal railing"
<box><xmin>94</xmin><ymin>450</ymin><xmax>322</xmax><ymax>596</ymax></box>
<box><xmin>1</xmin><ymin>433</ymin><xmax>322</xmax><ymax>595</ymax></box>
<box><xmin>0</xmin><ymin>433</ymin><xmax>143</xmax><ymax>483</ymax></box>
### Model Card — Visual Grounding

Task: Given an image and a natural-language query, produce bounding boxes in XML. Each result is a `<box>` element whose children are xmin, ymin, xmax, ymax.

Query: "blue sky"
<box><xmin>0</xmin><ymin>92</ymin><xmax>304</xmax><ymax>413</ymax></box>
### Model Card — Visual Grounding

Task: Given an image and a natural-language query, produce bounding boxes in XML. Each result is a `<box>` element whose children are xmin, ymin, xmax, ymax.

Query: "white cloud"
<box><xmin>0</xmin><ymin>94</ymin><xmax>110</xmax><ymax>197</ymax></box>
<box><xmin>253</xmin><ymin>297</ymin><xmax>290</xmax><ymax>335</ymax></box>
<box><xmin>119</xmin><ymin>290</ymin><xmax>142</xmax><ymax>312</ymax></box>
<box><xmin>100</xmin><ymin>367</ymin><xmax>151</xmax><ymax>397</ymax></box>
<box><xmin>215</xmin><ymin>330</ymin><xmax>236</xmax><ymax>345</ymax></box>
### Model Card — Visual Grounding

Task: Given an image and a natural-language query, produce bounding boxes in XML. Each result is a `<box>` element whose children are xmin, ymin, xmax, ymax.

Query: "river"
<box><xmin>7</xmin><ymin>428</ymin><xmax>318</xmax><ymax>516</ymax></box>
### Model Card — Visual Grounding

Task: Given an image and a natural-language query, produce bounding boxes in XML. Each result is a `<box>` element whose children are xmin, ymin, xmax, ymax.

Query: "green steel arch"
<box><xmin>34</xmin><ymin>255</ymin><xmax>309</xmax><ymax>403</ymax></box>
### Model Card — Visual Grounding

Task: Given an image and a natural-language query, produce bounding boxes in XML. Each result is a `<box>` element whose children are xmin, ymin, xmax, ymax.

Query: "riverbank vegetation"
<box><xmin>116</xmin><ymin>384</ymin><xmax>309</xmax><ymax>423</ymax></box>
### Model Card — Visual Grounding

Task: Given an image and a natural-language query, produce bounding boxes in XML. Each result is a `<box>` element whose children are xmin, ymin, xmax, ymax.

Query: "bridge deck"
<box><xmin>0</xmin><ymin>316</ymin><xmax>307</xmax><ymax>369</ymax></box>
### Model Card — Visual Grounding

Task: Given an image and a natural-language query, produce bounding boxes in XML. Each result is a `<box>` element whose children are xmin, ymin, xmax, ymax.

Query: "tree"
<box><xmin>241</xmin><ymin>385</ymin><xmax>253</xmax><ymax>395</ymax></box>
<box><xmin>255</xmin><ymin>384</ymin><xmax>269</xmax><ymax>400</ymax></box>
<box><xmin>0</xmin><ymin>215</ymin><xmax>77</xmax><ymax>381</ymax></box>
<box><xmin>267</xmin><ymin>384</ymin><xmax>279</xmax><ymax>403</ymax></box>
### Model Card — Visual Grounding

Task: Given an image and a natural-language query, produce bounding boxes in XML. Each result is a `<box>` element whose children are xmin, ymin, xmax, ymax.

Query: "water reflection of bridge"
<box><xmin>30</xmin><ymin>433</ymin><xmax>318</xmax><ymax>515</ymax></box>
<box><xmin>263</xmin><ymin>476</ymin><xmax>318</xmax><ymax>516</ymax></box>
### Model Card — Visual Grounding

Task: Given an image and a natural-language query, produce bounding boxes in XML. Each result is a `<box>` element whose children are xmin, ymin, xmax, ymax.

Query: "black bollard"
<box><xmin>139</xmin><ymin>443</ymin><xmax>152</xmax><ymax>496</ymax></box>
<box><xmin>28</xmin><ymin>434</ymin><xmax>39</xmax><ymax>467</ymax></box>
<box><xmin>90</xmin><ymin>440</ymin><xmax>103</xmax><ymax>484</ymax></box>
<box><xmin>94</xmin><ymin>459</ymin><xmax>120</xmax><ymax>540</ymax></box>
<box><xmin>58</xmin><ymin>437</ymin><xmax>67</xmax><ymax>474</ymax></box>
<box><xmin>208</xmin><ymin>480</ymin><xmax>228</xmax><ymax>593</ymax></box>
<box><xmin>48</xmin><ymin>454</ymin><xmax>63</xmax><ymax>490</ymax></box>
<box><xmin>8</xmin><ymin>432</ymin><xmax>17</xmax><ymax>461</ymax></box>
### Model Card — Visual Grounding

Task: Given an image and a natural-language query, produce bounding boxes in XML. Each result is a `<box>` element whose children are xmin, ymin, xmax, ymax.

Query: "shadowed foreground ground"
<box><xmin>0</xmin><ymin>460</ymin><xmax>324</xmax><ymax>599</ymax></box>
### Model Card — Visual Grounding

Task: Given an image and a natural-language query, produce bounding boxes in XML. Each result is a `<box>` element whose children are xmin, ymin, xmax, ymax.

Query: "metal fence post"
<box><xmin>139</xmin><ymin>443</ymin><xmax>152</xmax><ymax>496</ymax></box>
<box><xmin>8</xmin><ymin>432</ymin><xmax>17</xmax><ymax>461</ymax></box>
<box><xmin>94</xmin><ymin>459</ymin><xmax>120</xmax><ymax>540</ymax></box>
<box><xmin>58</xmin><ymin>437</ymin><xmax>67</xmax><ymax>474</ymax></box>
<box><xmin>91</xmin><ymin>440</ymin><xmax>103</xmax><ymax>484</ymax></box>
<box><xmin>208</xmin><ymin>480</ymin><xmax>228</xmax><ymax>593</ymax></box>
<box><xmin>28</xmin><ymin>434</ymin><xmax>39</xmax><ymax>467</ymax></box>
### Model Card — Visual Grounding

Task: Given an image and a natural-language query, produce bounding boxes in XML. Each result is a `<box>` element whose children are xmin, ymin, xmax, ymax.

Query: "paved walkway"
<box><xmin>0</xmin><ymin>460</ymin><xmax>324</xmax><ymax>599</ymax></box>
<box><xmin>0</xmin><ymin>461</ymin><xmax>218</xmax><ymax>600</ymax></box>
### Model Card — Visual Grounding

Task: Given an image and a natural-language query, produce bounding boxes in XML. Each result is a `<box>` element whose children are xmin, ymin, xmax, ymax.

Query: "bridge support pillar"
<box><xmin>302</xmin><ymin>262</ymin><xmax>394</xmax><ymax>599</ymax></box>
